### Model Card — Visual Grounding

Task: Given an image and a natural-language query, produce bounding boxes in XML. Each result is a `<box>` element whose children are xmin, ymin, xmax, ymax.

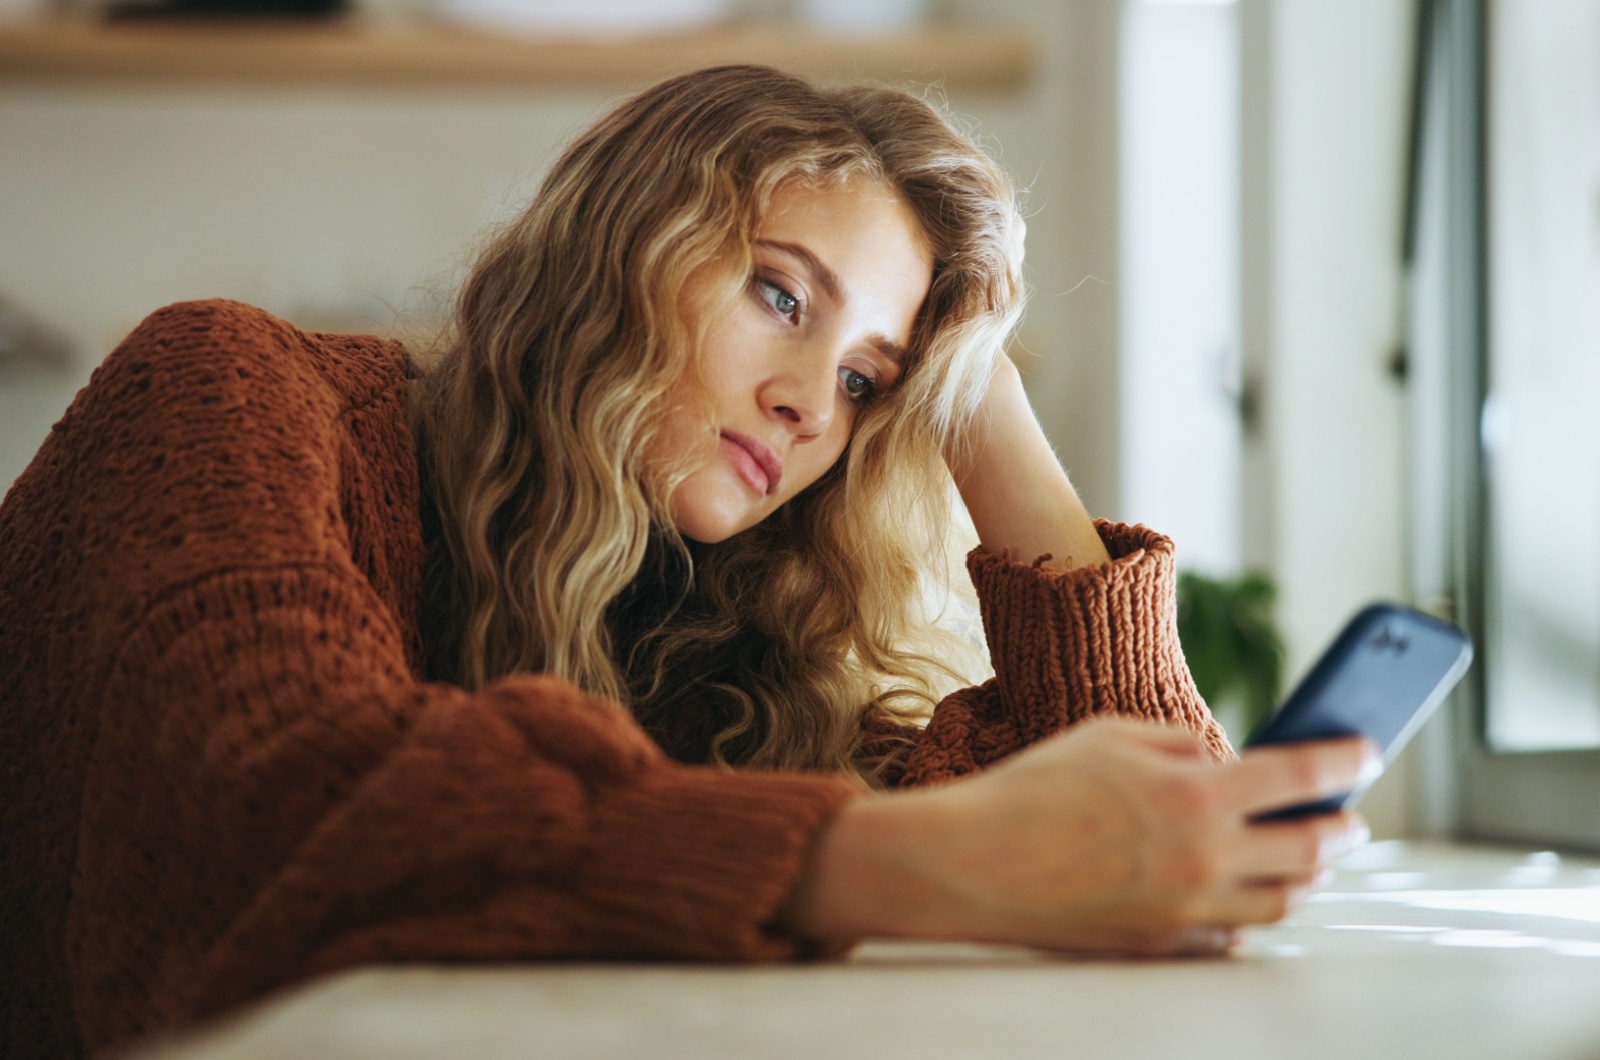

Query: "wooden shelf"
<box><xmin>0</xmin><ymin>19</ymin><xmax>1035</xmax><ymax>90</ymax></box>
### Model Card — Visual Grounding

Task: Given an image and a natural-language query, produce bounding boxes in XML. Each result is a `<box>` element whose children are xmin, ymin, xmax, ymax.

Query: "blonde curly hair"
<box><xmin>411</xmin><ymin>64</ymin><xmax>1025</xmax><ymax>784</ymax></box>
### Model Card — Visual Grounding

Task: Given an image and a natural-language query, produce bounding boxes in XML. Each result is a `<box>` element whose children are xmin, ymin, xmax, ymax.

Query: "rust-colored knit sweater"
<box><xmin>0</xmin><ymin>300</ymin><xmax>1228</xmax><ymax>1058</ymax></box>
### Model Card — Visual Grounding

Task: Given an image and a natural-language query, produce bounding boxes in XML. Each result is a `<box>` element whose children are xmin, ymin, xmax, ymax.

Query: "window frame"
<box><xmin>1408</xmin><ymin>0</ymin><xmax>1600</xmax><ymax>851</ymax></box>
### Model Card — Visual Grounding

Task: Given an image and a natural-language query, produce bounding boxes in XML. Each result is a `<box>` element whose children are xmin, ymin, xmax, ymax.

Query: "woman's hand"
<box><xmin>784</xmin><ymin>717</ymin><xmax>1374</xmax><ymax>955</ymax></box>
<box><xmin>948</xmin><ymin>356</ymin><xmax>1111</xmax><ymax>571</ymax></box>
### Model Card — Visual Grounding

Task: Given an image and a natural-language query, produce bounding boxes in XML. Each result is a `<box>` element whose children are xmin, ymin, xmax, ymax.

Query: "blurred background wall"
<box><xmin>0</xmin><ymin>0</ymin><xmax>1420</xmax><ymax>829</ymax></box>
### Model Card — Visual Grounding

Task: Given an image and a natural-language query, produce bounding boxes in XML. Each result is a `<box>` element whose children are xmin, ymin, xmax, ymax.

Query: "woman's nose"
<box><xmin>760</xmin><ymin>359</ymin><xmax>836</xmax><ymax>437</ymax></box>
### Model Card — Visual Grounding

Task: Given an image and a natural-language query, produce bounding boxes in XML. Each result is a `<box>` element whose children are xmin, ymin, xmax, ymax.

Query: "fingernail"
<box><xmin>1359</xmin><ymin>751</ymin><xmax>1384</xmax><ymax>787</ymax></box>
<box><xmin>1351</xmin><ymin>819</ymin><xmax>1372</xmax><ymax>847</ymax></box>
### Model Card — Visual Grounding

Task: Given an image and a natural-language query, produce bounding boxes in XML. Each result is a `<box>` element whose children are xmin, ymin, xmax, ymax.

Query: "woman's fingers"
<box><xmin>1189</xmin><ymin>809</ymin><xmax>1367</xmax><ymax>927</ymax></box>
<box><xmin>1231</xmin><ymin>812</ymin><xmax>1371</xmax><ymax>880</ymax></box>
<box><xmin>1039</xmin><ymin>923</ymin><xmax>1241</xmax><ymax>959</ymax></box>
<box><xmin>1130</xmin><ymin>925</ymin><xmax>1243</xmax><ymax>958</ymax></box>
<box><xmin>1209</xmin><ymin>878</ymin><xmax>1319</xmax><ymax>925</ymax></box>
<box><xmin>1225</xmin><ymin>736</ymin><xmax>1379</xmax><ymax>818</ymax></box>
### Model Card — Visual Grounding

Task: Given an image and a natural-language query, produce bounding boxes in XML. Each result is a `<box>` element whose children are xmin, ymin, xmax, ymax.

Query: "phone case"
<box><xmin>1243</xmin><ymin>602</ymin><xmax>1473</xmax><ymax>819</ymax></box>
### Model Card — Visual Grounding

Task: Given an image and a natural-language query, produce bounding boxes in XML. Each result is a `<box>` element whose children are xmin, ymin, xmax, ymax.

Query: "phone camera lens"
<box><xmin>1371</xmin><ymin>628</ymin><xmax>1410</xmax><ymax>652</ymax></box>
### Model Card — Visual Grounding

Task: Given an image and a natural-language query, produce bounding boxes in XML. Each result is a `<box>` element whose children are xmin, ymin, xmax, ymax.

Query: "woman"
<box><xmin>0</xmin><ymin>65</ymin><xmax>1371</xmax><ymax>1058</ymax></box>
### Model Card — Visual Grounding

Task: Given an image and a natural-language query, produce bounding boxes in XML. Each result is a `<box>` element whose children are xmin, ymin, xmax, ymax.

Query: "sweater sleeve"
<box><xmin>74</xmin><ymin>561</ymin><xmax>858</xmax><ymax>1032</ymax></box>
<box><xmin>884</xmin><ymin>521</ymin><xmax>1234</xmax><ymax>788</ymax></box>
<box><xmin>14</xmin><ymin>301</ymin><xmax>860</xmax><ymax>1051</ymax></box>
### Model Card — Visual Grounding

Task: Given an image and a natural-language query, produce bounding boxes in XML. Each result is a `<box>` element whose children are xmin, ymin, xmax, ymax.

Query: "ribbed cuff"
<box><xmin>967</xmin><ymin>520</ymin><xmax>1227</xmax><ymax>756</ymax></box>
<box><xmin>569</xmin><ymin>764</ymin><xmax>863</xmax><ymax>961</ymax></box>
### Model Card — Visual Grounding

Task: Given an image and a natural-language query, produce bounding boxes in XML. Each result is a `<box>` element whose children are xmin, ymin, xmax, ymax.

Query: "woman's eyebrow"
<box><xmin>758</xmin><ymin>240</ymin><xmax>844</xmax><ymax>303</ymax></box>
<box><xmin>869</xmin><ymin>337</ymin><xmax>909</xmax><ymax>369</ymax></box>
<box><xmin>758</xmin><ymin>239</ymin><xmax>909</xmax><ymax>368</ymax></box>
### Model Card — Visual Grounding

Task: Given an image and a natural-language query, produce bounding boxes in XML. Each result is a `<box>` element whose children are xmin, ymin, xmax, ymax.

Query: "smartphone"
<box><xmin>1243</xmin><ymin>602</ymin><xmax>1473</xmax><ymax>820</ymax></box>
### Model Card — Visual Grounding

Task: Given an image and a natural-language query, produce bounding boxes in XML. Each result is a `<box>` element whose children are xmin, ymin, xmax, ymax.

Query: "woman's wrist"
<box><xmin>949</xmin><ymin>357</ymin><xmax>1110</xmax><ymax>571</ymax></box>
<box><xmin>780</xmin><ymin>790</ymin><xmax>969</xmax><ymax>943</ymax></box>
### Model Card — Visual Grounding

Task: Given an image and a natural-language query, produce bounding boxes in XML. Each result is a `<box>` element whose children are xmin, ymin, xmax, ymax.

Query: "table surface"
<box><xmin>131</xmin><ymin>841</ymin><xmax>1600</xmax><ymax>1060</ymax></box>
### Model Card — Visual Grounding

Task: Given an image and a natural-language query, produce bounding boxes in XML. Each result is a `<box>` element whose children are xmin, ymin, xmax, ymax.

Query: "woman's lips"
<box><xmin>720</xmin><ymin>431</ymin><xmax>782</xmax><ymax>495</ymax></box>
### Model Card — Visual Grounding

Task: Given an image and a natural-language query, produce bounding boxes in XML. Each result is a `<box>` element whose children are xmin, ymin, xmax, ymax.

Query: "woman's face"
<box><xmin>659</xmin><ymin>176</ymin><xmax>934</xmax><ymax>544</ymax></box>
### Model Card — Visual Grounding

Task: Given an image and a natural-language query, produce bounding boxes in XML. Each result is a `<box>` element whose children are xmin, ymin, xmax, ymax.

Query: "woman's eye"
<box><xmin>758</xmin><ymin>279</ymin><xmax>800</xmax><ymax>321</ymax></box>
<box><xmin>838</xmin><ymin>366</ymin><xmax>876</xmax><ymax>401</ymax></box>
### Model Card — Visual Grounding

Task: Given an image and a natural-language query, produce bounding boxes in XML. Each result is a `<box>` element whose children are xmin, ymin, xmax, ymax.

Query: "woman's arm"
<box><xmin>13</xmin><ymin>301</ymin><xmax>863</xmax><ymax>1051</ymax></box>
<box><xmin>803</xmin><ymin>356</ymin><xmax>1375</xmax><ymax>952</ymax></box>
<box><xmin>792</xmin><ymin>718</ymin><xmax>1375</xmax><ymax>954</ymax></box>
<box><xmin>861</xmin><ymin>355</ymin><xmax>1230</xmax><ymax>787</ymax></box>
<box><xmin>948</xmin><ymin>356</ymin><xmax>1110</xmax><ymax>571</ymax></box>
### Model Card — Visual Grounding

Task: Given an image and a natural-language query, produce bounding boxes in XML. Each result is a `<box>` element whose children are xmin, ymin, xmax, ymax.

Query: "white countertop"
<box><xmin>133</xmin><ymin>841</ymin><xmax>1600</xmax><ymax>1060</ymax></box>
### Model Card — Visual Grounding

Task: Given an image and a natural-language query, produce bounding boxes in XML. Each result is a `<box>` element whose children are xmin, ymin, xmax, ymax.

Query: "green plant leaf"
<box><xmin>1177</xmin><ymin>569</ymin><xmax>1285</xmax><ymax>733</ymax></box>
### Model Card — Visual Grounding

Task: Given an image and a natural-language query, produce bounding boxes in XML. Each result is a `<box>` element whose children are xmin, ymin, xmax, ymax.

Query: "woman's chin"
<box><xmin>668</xmin><ymin>478</ymin><xmax>767</xmax><ymax>544</ymax></box>
<box><xmin>669</xmin><ymin>505</ymin><xmax>752</xmax><ymax>545</ymax></box>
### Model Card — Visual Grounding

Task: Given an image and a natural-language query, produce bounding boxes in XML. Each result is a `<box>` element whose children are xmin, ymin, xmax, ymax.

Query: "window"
<box><xmin>1410</xmin><ymin>0</ymin><xmax>1600</xmax><ymax>848</ymax></box>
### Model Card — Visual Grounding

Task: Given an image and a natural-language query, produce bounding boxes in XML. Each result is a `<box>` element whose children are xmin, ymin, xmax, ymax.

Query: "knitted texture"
<box><xmin>0</xmin><ymin>300</ymin><xmax>1227</xmax><ymax>1059</ymax></box>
